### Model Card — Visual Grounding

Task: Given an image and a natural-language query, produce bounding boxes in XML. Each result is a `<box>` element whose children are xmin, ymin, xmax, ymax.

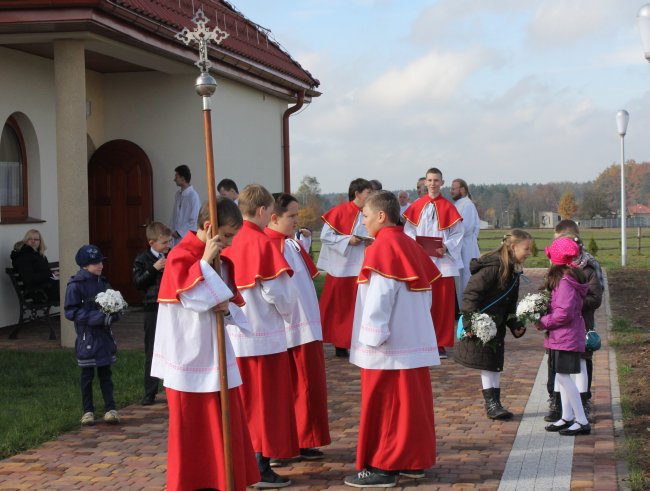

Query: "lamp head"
<box><xmin>638</xmin><ymin>4</ymin><xmax>650</xmax><ymax>63</ymax></box>
<box><xmin>616</xmin><ymin>110</ymin><xmax>629</xmax><ymax>137</ymax></box>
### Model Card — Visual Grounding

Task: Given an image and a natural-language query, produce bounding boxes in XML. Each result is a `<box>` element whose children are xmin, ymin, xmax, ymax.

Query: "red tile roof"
<box><xmin>629</xmin><ymin>204</ymin><xmax>650</xmax><ymax>215</ymax></box>
<box><xmin>111</xmin><ymin>0</ymin><xmax>319</xmax><ymax>88</ymax></box>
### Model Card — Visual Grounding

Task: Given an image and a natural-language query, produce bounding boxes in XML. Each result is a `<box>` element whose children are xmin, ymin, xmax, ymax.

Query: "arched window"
<box><xmin>0</xmin><ymin>117</ymin><xmax>28</xmax><ymax>221</ymax></box>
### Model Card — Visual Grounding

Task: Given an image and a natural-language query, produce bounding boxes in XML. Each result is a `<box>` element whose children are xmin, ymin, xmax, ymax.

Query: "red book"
<box><xmin>416</xmin><ymin>236</ymin><xmax>443</xmax><ymax>258</ymax></box>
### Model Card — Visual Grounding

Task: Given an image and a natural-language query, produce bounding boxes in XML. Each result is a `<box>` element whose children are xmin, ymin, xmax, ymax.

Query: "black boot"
<box><xmin>580</xmin><ymin>392</ymin><xmax>594</xmax><ymax>423</ymax></box>
<box><xmin>494</xmin><ymin>388</ymin><xmax>513</xmax><ymax>419</ymax></box>
<box><xmin>482</xmin><ymin>388</ymin><xmax>511</xmax><ymax>420</ymax></box>
<box><xmin>544</xmin><ymin>392</ymin><xmax>561</xmax><ymax>422</ymax></box>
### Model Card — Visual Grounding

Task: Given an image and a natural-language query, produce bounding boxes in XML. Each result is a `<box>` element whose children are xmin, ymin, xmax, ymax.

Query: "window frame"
<box><xmin>0</xmin><ymin>116</ymin><xmax>29</xmax><ymax>221</ymax></box>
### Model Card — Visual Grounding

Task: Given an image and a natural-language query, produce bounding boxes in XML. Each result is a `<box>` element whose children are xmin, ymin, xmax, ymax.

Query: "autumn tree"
<box><xmin>295</xmin><ymin>175</ymin><xmax>324</xmax><ymax>230</ymax></box>
<box><xmin>558</xmin><ymin>192</ymin><xmax>578</xmax><ymax>220</ymax></box>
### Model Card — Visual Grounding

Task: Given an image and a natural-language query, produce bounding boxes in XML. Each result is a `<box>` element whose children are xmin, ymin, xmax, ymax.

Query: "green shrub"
<box><xmin>587</xmin><ymin>237</ymin><xmax>598</xmax><ymax>256</ymax></box>
<box><xmin>531</xmin><ymin>239</ymin><xmax>539</xmax><ymax>257</ymax></box>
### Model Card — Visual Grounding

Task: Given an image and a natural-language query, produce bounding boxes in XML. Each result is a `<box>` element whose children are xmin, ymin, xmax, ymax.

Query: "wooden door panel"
<box><xmin>88</xmin><ymin>140</ymin><xmax>153</xmax><ymax>304</ymax></box>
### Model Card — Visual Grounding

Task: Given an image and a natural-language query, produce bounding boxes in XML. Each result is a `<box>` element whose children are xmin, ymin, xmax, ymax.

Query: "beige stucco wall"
<box><xmin>101</xmin><ymin>72</ymin><xmax>286</xmax><ymax>223</ymax></box>
<box><xmin>0</xmin><ymin>46</ymin><xmax>291</xmax><ymax>332</ymax></box>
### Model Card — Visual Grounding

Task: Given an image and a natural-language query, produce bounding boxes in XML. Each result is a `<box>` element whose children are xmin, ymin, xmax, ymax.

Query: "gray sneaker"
<box><xmin>104</xmin><ymin>410</ymin><xmax>120</xmax><ymax>424</ymax></box>
<box><xmin>80</xmin><ymin>412</ymin><xmax>95</xmax><ymax>426</ymax></box>
<box><xmin>344</xmin><ymin>469</ymin><xmax>397</xmax><ymax>488</ymax></box>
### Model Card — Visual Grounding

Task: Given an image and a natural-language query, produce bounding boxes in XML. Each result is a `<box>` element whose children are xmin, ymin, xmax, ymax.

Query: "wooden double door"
<box><xmin>88</xmin><ymin>140</ymin><xmax>153</xmax><ymax>305</ymax></box>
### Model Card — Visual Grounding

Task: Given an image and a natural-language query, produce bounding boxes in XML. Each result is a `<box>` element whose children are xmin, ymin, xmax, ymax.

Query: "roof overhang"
<box><xmin>0</xmin><ymin>5</ymin><xmax>319</xmax><ymax>102</ymax></box>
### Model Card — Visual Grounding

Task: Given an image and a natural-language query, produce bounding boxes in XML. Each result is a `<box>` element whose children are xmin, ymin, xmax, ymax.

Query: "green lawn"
<box><xmin>0</xmin><ymin>350</ymin><xmax>145</xmax><ymax>459</ymax></box>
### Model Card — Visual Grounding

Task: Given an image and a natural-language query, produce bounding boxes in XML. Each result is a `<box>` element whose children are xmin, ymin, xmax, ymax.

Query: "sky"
<box><xmin>232</xmin><ymin>0</ymin><xmax>650</xmax><ymax>193</ymax></box>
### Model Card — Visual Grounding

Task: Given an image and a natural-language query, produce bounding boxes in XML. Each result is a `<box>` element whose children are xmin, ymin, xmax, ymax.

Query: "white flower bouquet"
<box><xmin>95</xmin><ymin>289</ymin><xmax>128</xmax><ymax>315</ymax></box>
<box><xmin>459</xmin><ymin>312</ymin><xmax>498</xmax><ymax>348</ymax></box>
<box><xmin>515</xmin><ymin>292</ymin><xmax>550</xmax><ymax>325</ymax></box>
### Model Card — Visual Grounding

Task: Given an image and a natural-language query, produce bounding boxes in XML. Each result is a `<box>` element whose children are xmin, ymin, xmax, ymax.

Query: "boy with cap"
<box><xmin>345</xmin><ymin>191</ymin><xmax>441</xmax><ymax>487</ymax></box>
<box><xmin>64</xmin><ymin>245</ymin><xmax>120</xmax><ymax>426</ymax></box>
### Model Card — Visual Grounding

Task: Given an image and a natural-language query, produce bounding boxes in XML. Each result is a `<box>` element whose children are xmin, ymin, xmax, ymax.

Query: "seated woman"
<box><xmin>10</xmin><ymin>229</ymin><xmax>59</xmax><ymax>302</ymax></box>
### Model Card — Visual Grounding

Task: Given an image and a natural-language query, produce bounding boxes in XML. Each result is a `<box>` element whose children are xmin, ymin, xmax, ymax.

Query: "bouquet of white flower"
<box><xmin>515</xmin><ymin>292</ymin><xmax>550</xmax><ymax>325</ymax></box>
<box><xmin>458</xmin><ymin>312</ymin><xmax>498</xmax><ymax>347</ymax></box>
<box><xmin>95</xmin><ymin>289</ymin><xmax>128</xmax><ymax>315</ymax></box>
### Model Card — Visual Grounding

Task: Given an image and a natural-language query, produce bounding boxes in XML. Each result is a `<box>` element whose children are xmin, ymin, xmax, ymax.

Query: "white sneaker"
<box><xmin>104</xmin><ymin>409</ymin><xmax>120</xmax><ymax>424</ymax></box>
<box><xmin>80</xmin><ymin>412</ymin><xmax>95</xmax><ymax>426</ymax></box>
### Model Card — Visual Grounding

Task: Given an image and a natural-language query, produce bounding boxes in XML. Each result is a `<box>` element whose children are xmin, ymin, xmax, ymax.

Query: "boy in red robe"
<box><xmin>152</xmin><ymin>198</ymin><xmax>259</xmax><ymax>491</ymax></box>
<box><xmin>403</xmin><ymin>167</ymin><xmax>463</xmax><ymax>358</ymax></box>
<box><xmin>221</xmin><ymin>184</ymin><xmax>299</xmax><ymax>488</ymax></box>
<box><xmin>317</xmin><ymin>178</ymin><xmax>373</xmax><ymax>357</ymax></box>
<box><xmin>345</xmin><ymin>190</ymin><xmax>441</xmax><ymax>487</ymax></box>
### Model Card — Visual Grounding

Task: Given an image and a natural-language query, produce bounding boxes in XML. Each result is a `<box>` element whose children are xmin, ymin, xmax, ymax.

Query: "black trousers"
<box><xmin>81</xmin><ymin>365</ymin><xmax>115</xmax><ymax>413</ymax></box>
<box><xmin>144</xmin><ymin>309</ymin><xmax>160</xmax><ymax>398</ymax></box>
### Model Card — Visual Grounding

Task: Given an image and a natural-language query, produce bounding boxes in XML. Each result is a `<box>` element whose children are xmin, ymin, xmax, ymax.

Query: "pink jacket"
<box><xmin>539</xmin><ymin>274</ymin><xmax>589</xmax><ymax>352</ymax></box>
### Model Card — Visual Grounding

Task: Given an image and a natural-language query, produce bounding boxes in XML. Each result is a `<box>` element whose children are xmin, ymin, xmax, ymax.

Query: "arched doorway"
<box><xmin>88</xmin><ymin>140</ymin><xmax>153</xmax><ymax>304</ymax></box>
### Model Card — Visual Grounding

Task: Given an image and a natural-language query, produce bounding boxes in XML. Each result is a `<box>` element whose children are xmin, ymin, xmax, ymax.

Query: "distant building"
<box><xmin>539</xmin><ymin>211</ymin><xmax>561</xmax><ymax>229</ymax></box>
<box><xmin>629</xmin><ymin>204</ymin><xmax>650</xmax><ymax>219</ymax></box>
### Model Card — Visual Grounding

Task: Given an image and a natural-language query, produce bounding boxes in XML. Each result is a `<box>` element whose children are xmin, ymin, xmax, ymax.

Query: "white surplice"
<box><xmin>454</xmin><ymin>196</ymin><xmax>481</xmax><ymax>302</ymax></box>
<box><xmin>316</xmin><ymin>215</ymin><xmax>366</xmax><ymax>277</ymax></box>
<box><xmin>350</xmin><ymin>273</ymin><xmax>440</xmax><ymax>370</ymax></box>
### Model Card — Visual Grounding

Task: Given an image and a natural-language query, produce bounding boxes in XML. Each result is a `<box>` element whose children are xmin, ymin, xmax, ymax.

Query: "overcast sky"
<box><xmin>232</xmin><ymin>0</ymin><xmax>650</xmax><ymax>193</ymax></box>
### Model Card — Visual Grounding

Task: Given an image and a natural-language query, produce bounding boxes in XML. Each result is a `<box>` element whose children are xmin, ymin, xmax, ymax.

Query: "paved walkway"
<box><xmin>0</xmin><ymin>269</ymin><xmax>625</xmax><ymax>490</ymax></box>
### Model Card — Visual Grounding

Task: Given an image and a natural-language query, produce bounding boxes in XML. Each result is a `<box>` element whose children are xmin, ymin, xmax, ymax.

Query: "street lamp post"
<box><xmin>637</xmin><ymin>4</ymin><xmax>650</xmax><ymax>62</ymax></box>
<box><xmin>616</xmin><ymin>110</ymin><xmax>629</xmax><ymax>267</ymax></box>
<box><xmin>176</xmin><ymin>10</ymin><xmax>235</xmax><ymax>490</ymax></box>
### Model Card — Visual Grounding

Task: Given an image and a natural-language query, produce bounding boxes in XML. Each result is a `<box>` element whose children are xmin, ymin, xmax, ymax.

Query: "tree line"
<box><xmin>294</xmin><ymin>161</ymin><xmax>650</xmax><ymax>230</ymax></box>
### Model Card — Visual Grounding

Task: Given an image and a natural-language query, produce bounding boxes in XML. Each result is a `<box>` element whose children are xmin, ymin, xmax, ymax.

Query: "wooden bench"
<box><xmin>5</xmin><ymin>261</ymin><xmax>59</xmax><ymax>340</ymax></box>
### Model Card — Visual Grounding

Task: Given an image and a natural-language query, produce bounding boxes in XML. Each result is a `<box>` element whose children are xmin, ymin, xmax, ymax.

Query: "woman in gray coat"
<box><xmin>453</xmin><ymin>229</ymin><xmax>532</xmax><ymax>419</ymax></box>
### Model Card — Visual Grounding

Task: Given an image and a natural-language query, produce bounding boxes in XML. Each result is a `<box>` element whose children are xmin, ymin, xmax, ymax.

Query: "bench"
<box><xmin>5</xmin><ymin>261</ymin><xmax>59</xmax><ymax>340</ymax></box>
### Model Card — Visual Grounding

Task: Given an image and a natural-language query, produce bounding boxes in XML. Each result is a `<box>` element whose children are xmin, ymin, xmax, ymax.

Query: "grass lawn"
<box><xmin>0</xmin><ymin>349</ymin><xmax>145</xmax><ymax>459</ymax></box>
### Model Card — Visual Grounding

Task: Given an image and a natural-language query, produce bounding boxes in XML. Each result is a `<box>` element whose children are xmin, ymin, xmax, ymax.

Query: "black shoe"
<box><xmin>482</xmin><ymin>388</ymin><xmax>511</xmax><ymax>420</ymax></box>
<box><xmin>140</xmin><ymin>396</ymin><xmax>155</xmax><ymax>406</ymax></box>
<box><xmin>253</xmin><ymin>467</ymin><xmax>291</xmax><ymax>488</ymax></box>
<box><xmin>300</xmin><ymin>447</ymin><xmax>324</xmax><ymax>460</ymax></box>
<box><xmin>545</xmin><ymin>419</ymin><xmax>574</xmax><ymax>432</ymax></box>
<box><xmin>344</xmin><ymin>468</ymin><xmax>397</xmax><ymax>488</ymax></box>
<box><xmin>399</xmin><ymin>469</ymin><xmax>425</xmax><ymax>479</ymax></box>
<box><xmin>544</xmin><ymin>392</ymin><xmax>562</xmax><ymax>422</ymax></box>
<box><xmin>335</xmin><ymin>347</ymin><xmax>349</xmax><ymax>358</ymax></box>
<box><xmin>559</xmin><ymin>422</ymin><xmax>591</xmax><ymax>436</ymax></box>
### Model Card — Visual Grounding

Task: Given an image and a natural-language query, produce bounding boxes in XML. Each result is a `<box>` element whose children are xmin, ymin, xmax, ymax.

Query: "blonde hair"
<box><xmin>146</xmin><ymin>222</ymin><xmax>172</xmax><ymax>242</ymax></box>
<box><xmin>484</xmin><ymin>229</ymin><xmax>532</xmax><ymax>288</ymax></box>
<box><xmin>15</xmin><ymin>229</ymin><xmax>46</xmax><ymax>255</ymax></box>
<box><xmin>238</xmin><ymin>184</ymin><xmax>274</xmax><ymax>218</ymax></box>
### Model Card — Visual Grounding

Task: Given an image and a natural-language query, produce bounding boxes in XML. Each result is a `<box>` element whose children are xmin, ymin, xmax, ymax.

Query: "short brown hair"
<box><xmin>197</xmin><ymin>198</ymin><xmax>244</xmax><ymax>230</ymax></box>
<box><xmin>365</xmin><ymin>190</ymin><xmax>400</xmax><ymax>225</ymax></box>
<box><xmin>426</xmin><ymin>167</ymin><xmax>443</xmax><ymax>179</ymax></box>
<box><xmin>146</xmin><ymin>222</ymin><xmax>172</xmax><ymax>242</ymax></box>
<box><xmin>555</xmin><ymin>219</ymin><xmax>580</xmax><ymax>237</ymax></box>
<box><xmin>238</xmin><ymin>184</ymin><xmax>274</xmax><ymax>218</ymax></box>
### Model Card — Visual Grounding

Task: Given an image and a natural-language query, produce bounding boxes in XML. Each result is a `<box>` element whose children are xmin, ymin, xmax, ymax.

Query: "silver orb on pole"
<box><xmin>196</xmin><ymin>72</ymin><xmax>217</xmax><ymax>98</ymax></box>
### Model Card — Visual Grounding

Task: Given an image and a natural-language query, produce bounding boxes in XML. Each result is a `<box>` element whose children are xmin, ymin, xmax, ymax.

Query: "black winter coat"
<box><xmin>64</xmin><ymin>269</ymin><xmax>117</xmax><ymax>367</ymax></box>
<box><xmin>132</xmin><ymin>249</ymin><xmax>164</xmax><ymax>311</ymax></box>
<box><xmin>10</xmin><ymin>245</ymin><xmax>59</xmax><ymax>301</ymax></box>
<box><xmin>453</xmin><ymin>254</ymin><xmax>524</xmax><ymax>372</ymax></box>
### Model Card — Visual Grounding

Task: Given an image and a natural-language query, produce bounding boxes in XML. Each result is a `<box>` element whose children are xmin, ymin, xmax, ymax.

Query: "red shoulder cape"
<box><xmin>321</xmin><ymin>200</ymin><xmax>362</xmax><ymax>235</ymax></box>
<box><xmin>158</xmin><ymin>231</ymin><xmax>244</xmax><ymax>306</ymax></box>
<box><xmin>358</xmin><ymin>226</ymin><xmax>441</xmax><ymax>291</ymax></box>
<box><xmin>402</xmin><ymin>194</ymin><xmax>462</xmax><ymax>230</ymax></box>
<box><xmin>264</xmin><ymin>228</ymin><xmax>319</xmax><ymax>279</ymax></box>
<box><xmin>221</xmin><ymin>221</ymin><xmax>293</xmax><ymax>290</ymax></box>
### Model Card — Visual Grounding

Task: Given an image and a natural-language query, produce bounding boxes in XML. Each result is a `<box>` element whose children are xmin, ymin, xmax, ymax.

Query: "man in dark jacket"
<box><xmin>132</xmin><ymin>222</ymin><xmax>172</xmax><ymax>405</ymax></box>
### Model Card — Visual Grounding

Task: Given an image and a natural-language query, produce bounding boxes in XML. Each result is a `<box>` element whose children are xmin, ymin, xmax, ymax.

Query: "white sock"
<box><xmin>481</xmin><ymin>370</ymin><xmax>501</xmax><ymax>389</ymax></box>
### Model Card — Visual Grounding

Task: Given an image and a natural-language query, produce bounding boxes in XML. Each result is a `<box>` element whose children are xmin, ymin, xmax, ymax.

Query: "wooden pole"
<box><xmin>202</xmin><ymin>103</ymin><xmax>234</xmax><ymax>491</ymax></box>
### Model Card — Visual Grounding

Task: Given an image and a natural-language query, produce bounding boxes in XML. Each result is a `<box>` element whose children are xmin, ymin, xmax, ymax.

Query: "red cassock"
<box><xmin>166</xmin><ymin>388</ymin><xmax>260</xmax><ymax>491</ymax></box>
<box><xmin>403</xmin><ymin>195</ymin><xmax>463</xmax><ymax>348</ymax></box>
<box><xmin>357</xmin><ymin>367</ymin><xmax>437</xmax><ymax>472</ymax></box>
<box><xmin>222</xmin><ymin>221</ymin><xmax>299</xmax><ymax>458</ymax></box>
<box><xmin>319</xmin><ymin>201</ymin><xmax>364</xmax><ymax>349</ymax></box>
<box><xmin>288</xmin><ymin>341</ymin><xmax>331</xmax><ymax>448</ymax></box>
